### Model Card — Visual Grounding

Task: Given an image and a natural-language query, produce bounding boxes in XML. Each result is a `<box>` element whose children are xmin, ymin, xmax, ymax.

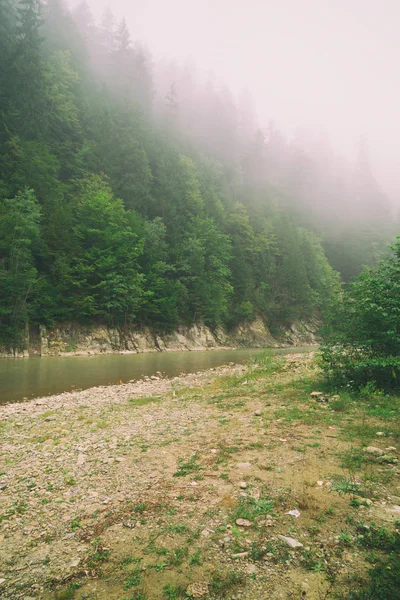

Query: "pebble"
<box><xmin>254</xmin><ymin>410</ymin><xmax>262</xmax><ymax>416</ymax></box>
<box><xmin>236</xmin><ymin>462</ymin><xmax>252</xmax><ymax>469</ymax></box>
<box><xmin>235</xmin><ymin>518</ymin><xmax>252</xmax><ymax>527</ymax></box>
<box><xmin>239</xmin><ymin>481</ymin><xmax>247</xmax><ymax>489</ymax></box>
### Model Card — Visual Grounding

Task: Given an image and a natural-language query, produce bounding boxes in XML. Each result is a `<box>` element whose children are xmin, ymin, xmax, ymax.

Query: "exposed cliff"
<box><xmin>0</xmin><ymin>318</ymin><xmax>319</xmax><ymax>358</ymax></box>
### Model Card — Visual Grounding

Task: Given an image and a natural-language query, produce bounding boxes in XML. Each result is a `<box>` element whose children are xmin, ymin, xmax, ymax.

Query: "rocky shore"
<box><xmin>1</xmin><ymin>352</ymin><xmax>397</xmax><ymax>600</ymax></box>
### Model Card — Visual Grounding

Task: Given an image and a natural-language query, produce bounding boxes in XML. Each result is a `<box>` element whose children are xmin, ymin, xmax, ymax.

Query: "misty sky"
<box><xmin>84</xmin><ymin>0</ymin><xmax>400</xmax><ymax>199</ymax></box>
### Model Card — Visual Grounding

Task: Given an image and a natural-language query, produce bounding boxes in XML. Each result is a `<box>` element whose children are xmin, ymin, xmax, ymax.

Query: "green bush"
<box><xmin>321</xmin><ymin>238</ymin><xmax>400</xmax><ymax>392</ymax></box>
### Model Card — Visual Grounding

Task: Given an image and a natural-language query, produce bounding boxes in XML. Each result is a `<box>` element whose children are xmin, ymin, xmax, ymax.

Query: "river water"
<box><xmin>0</xmin><ymin>346</ymin><xmax>315</xmax><ymax>405</ymax></box>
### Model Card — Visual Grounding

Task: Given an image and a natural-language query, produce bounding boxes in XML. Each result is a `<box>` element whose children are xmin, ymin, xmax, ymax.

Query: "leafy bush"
<box><xmin>321</xmin><ymin>238</ymin><xmax>400</xmax><ymax>392</ymax></box>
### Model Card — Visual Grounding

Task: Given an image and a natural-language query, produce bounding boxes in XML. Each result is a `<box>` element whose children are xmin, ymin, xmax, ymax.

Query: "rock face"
<box><xmin>0</xmin><ymin>317</ymin><xmax>320</xmax><ymax>358</ymax></box>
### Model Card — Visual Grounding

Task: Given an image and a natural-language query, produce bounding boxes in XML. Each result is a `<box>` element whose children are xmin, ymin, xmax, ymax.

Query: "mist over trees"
<box><xmin>0</xmin><ymin>0</ymin><xmax>395</xmax><ymax>348</ymax></box>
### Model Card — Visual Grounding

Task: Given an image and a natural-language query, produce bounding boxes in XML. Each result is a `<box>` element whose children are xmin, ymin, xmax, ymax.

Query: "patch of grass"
<box><xmin>168</xmin><ymin>546</ymin><xmax>189</xmax><ymax>566</ymax></box>
<box><xmin>70</xmin><ymin>518</ymin><xmax>81</xmax><ymax>530</ymax></box>
<box><xmin>340</xmin><ymin>449</ymin><xmax>365</xmax><ymax>471</ymax></box>
<box><xmin>189</xmin><ymin>549</ymin><xmax>202</xmax><ymax>566</ymax></box>
<box><xmin>250</xmin><ymin>541</ymin><xmax>266</xmax><ymax>560</ymax></box>
<box><xmin>331</xmin><ymin>476</ymin><xmax>366</xmax><ymax>496</ymax></box>
<box><xmin>162</xmin><ymin>584</ymin><xmax>186</xmax><ymax>599</ymax></box>
<box><xmin>173</xmin><ymin>454</ymin><xmax>203</xmax><ymax>477</ymax></box>
<box><xmin>210</xmin><ymin>570</ymin><xmax>245</xmax><ymax>596</ymax></box>
<box><xmin>346</xmin><ymin>553</ymin><xmax>400</xmax><ymax>600</ymax></box>
<box><xmin>54</xmin><ymin>583</ymin><xmax>80</xmax><ymax>600</ymax></box>
<box><xmin>355</xmin><ymin>522</ymin><xmax>400</xmax><ymax>551</ymax></box>
<box><xmin>86</xmin><ymin>537</ymin><xmax>110</xmax><ymax>570</ymax></box>
<box><xmin>231</xmin><ymin>491</ymin><xmax>274</xmax><ymax>523</ymax></box>
<box><xmin>124</xmin><ymin>565</ymin><xmax>143</xmax><ymax>589</ymax></box>
<box><xmin>330</xmin><ymin>394</ymin><xmax>353</xmax><ymax>412</ymax></box>
<box><xmin>167</xmin><ymin>524</ymin><xmax>191</xmax><ymax>535</ymax></box>
<box><xmin>128</xmin><ymin>396</ymin><xmax>161</xmax><ymax>407</ymax></box>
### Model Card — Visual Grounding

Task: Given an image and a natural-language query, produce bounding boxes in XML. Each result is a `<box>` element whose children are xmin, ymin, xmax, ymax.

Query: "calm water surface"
<box><xmin>0</xmin><ymin>346</ymin><xmax>315</xmax><ymax>405</ymax></box>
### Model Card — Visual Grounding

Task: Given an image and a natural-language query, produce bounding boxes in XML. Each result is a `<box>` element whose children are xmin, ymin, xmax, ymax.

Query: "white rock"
<box><xmin>365</xmin><ymin>446</ymin><xmax>384</xmax><ymax>456</ymax></box>
<box><xmin>278</xmin><ymin>535</ymin><xmax>303</xmax><ymax>549</ymax></box>
<box><xmin>239</xmin><ymin>481</ymin><xmax>247</xmax><ymax>489</ymax></box>
<box><xmin>236</xmin><ymin>462</ymin><xmax>252</xmax><ymax>469</ymax></box>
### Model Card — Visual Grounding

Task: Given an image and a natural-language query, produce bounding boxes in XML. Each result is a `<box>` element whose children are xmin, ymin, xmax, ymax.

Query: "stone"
<box><xmin>235</xmin><ymin>518</ymin><xmax>252</xmax><ymax>527</ymax></box>
<box><xmin>236</xmin><ymin>462</ymin><xmax>252</xmax><ymax>469</ymax></box>
<box><xmin>386</xmin><ymin>505</ymin><xmax>400</xmax><ymax>514</ymax></box>
<box><xmin>310</xmin><ymin>391</ymin><xmax>323</xmax><ymax>397</ymax></box>
<box><xmin>376</xmin><ymin>432</ymin><xmax>384</xmax><ymax>436</ymax></box>
<box><xmin>186</xmin><ymin>581</ymin><xmax>209</xmax><ymax>598</ymax></box>
<box><xmin>278</xmin><ymin>535</ymin><xmax>303</xmax><ymax>549</ymax></box>
<box><xmin>365</xmin><ymin>446</ymin><xmax>384</xmax><ymax>456</ymax></box>
<box><xmin>232</xmin><ymin>551</ymin><xmax>249</xmax><ymax>559</ymax></box>
<box><xmin>239</xmin><ymin>481</ymin><xmax>247</xmax><ymax>489</ymax></box>
<box><xmin>0</xmin><ymin>578</ymin><xmax>6</xmax><ymax>585</ymax></box>
<box><xmin>254</xmin><ymin>410</ymin><xmax>262</xmax><ymax>416</ymax></box>
<box><xmin>246</xmin><ymin>564</ymin><xmax>257</xmax><ymax>574</ymax></box>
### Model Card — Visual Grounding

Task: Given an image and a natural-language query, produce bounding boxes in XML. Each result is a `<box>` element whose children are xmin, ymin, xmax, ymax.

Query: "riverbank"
<box><xmin>0</xmin><ymin>318</ymin><xmax>320</xmax><ymax>358</ymax></box>
<box><xmin>1</xmin><ymin>352</ymin><xmax>399</xmax><ymax>599</ymax></box>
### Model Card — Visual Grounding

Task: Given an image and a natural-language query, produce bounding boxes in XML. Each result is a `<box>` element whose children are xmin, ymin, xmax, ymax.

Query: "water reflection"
<box><xmin>0</xmin><ymin>346</ymin><xmax>315</xmax><ymax>405</ymax></box>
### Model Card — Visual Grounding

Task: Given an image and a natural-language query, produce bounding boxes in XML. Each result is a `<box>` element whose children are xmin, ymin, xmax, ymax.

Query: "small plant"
<box><xmin>331</xmin><ymin>476</ymin><xmax>364</xmax><ymax>496</ymax></box>
<box><xmin>189</xmin><ymin>549</ymin><xmax>202</xmax><ymax>566</ymax></box>
<box><xmin>210</xmin><ymin>570</ymin><xmax>245</xmax><ymax>595</ymax></box>
<box><xmin>54</xmin><ymin>583</ymin><xmax>80</xmax><ymax>600</ymax></box>
<box><xmin>86</xmin><ymin>537</ymin><xmax>110</xmax><ymax>570</ymax></box>
<box><xmin>173</xmin><ymin>454</ymin><xmax>203</xmax><ymax>477</ymax></box>
<box><xmin>70</xmin><ymin>518</ymin><xmax>81</xmax><ymax>530</ymax></box>
<box><xmin>338</xmin><ymin>530</ymin><xmax>353</xmax><ymax>545</ymax></box>
<box><xmin>124</xmin><ymin>565</ymin><xmax>143</xmax><ymax>589</ymax></box>
<box><xmin>250</xmin><ymin>541</ymin><xmax>266</xmax><ymax>561</ymax></box>
<box><xmin>162</xmin><ymin>584</ymin><xmax>185</xmax><ymax>599</ymax></box>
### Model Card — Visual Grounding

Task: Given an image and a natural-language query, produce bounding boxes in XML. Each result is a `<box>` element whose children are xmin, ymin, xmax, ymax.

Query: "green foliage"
<box><xmin>0</xmin><ymin>189</ymin><xmax>40</xmax><ymax>347</ymax></box>
<box><xmin>0</xmin><ymin>0</ymin><xmax>383</xmax><ymax>349</ymax></box>
<box><xmin>346</xmin><ymin>527</ymin><xmax>400</xmax><ymax>600</ymax></box>
<box><xmin>321</xmin><ymin>238</ymin><xmax>400</xmax><ymax>391</ymax></box>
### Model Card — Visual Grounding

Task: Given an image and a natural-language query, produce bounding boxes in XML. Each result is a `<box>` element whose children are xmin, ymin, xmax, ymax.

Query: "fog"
<box><xmin>79</xmin><ymin>0</ymin><xmax>400</xmax><ymax>201</ymax></box>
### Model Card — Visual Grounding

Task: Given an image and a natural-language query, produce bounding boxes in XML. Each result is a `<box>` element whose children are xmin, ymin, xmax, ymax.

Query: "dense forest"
<box><xmin>0</xmin><ymin>0</ymin><xmax>396</xmax><ymax>348</ymax></box>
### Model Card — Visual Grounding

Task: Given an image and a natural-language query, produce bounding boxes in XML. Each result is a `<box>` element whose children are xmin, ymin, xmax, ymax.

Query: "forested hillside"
<box><xmin>0</xmin><ymin>0</ymin><xmax>394</xmax><ymax>348</ymax></box>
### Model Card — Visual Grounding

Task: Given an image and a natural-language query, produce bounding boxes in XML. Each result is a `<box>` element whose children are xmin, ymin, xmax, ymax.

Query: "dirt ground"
<box><xmin>0</xmin><ymin>352</ymin><xmax>399</xmax><ymax>600</ymax></box>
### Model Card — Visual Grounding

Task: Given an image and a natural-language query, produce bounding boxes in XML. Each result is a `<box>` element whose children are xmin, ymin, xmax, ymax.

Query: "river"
<box><xmin>0</xmin><ymin>346</ymin><xmax>315</xmax><ymax>405</ymax></box>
